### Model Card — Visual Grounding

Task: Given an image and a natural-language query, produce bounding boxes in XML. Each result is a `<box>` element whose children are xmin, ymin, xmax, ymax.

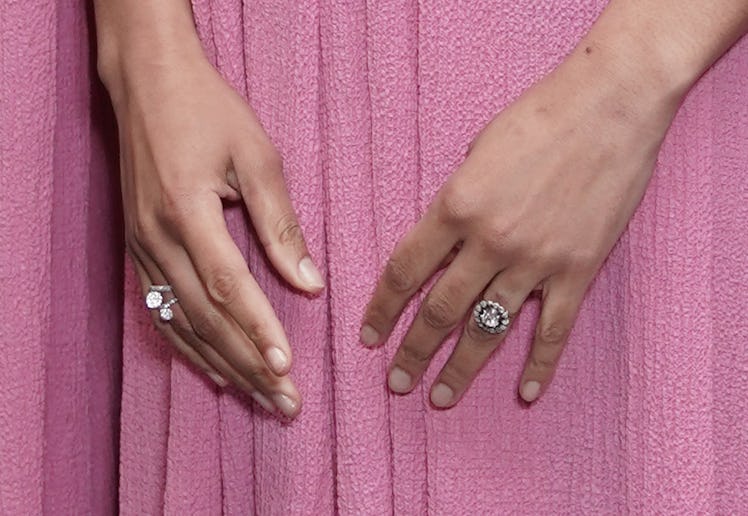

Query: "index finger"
<box><xmin>171</xmin><ymin>194</ymin><xmax>294</xmax><ymax>377</ymax></box>
<box><xmin>360</xmin><ymin>206</ymin><xmax>460</xmax><ymax>347</ymax></box>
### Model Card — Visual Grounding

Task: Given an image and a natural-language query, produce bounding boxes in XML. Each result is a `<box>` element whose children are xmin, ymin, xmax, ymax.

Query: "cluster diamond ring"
<box><xmin>145</xmin><ymin>285</ymin><xmax>178</xmax><ymax>321</ymax></box>
<box><xmin>473</xmin><ymin>299</ymin><xmax>510</xmax><ymax>334</ymax></box>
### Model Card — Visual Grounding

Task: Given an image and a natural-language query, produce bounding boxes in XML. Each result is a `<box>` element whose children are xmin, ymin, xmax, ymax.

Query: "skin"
<box><xmin>361</xmin><ymin>0</ymin><xmax>748</xmax><ymax>407</ymax></box>
<box><xmin>94</xmin><ymin>0</ymin><xmax>748</xmax><ymax>419</ymax></box>
<box><xmin>95</xmin><ymin>0</ymin><xmax>324</xmax><ymax>418</ymax></box>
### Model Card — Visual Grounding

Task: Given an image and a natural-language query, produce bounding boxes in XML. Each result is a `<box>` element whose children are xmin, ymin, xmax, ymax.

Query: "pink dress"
<box><xmin>2</xmin><ymin>0</ymin><xmax>747</xmax><ymax>514</ymax></box>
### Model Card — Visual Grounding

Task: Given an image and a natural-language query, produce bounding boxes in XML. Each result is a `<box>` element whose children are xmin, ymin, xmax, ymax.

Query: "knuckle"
<box><xmin>158</xmin><ymin>188</ymin><xmax>194</xmax><ymax>231</ymax></box>
<box><xmin>241</xmin><ymin>364</ymin><xmax>271</xmax><ymax>387</ymax></box>
<box><xmin>190</xmin><ymin>309</ymin><xmax>222</xmax><ymax>342</ymax></box>
<box><xmin>383</xmin><ymin>256</ymin><xmax>415</xmax><ymax>293</ymax></box>
<box><xmin>131</xmin><ymin>215</ymin><xmax>158</xmax><ymax>251</ymax></box>
<box><xmin>480</xmin><ymin>224</ymin><xmax>514</xmax><ymax>255</ymax></box>
<box><xmin>536</xmin><ymin>320</ymin><xmax>567</xmax><ymax>347</ymax></box>
<box><xmin>436</xmin><ymin>184</ymin><xmax>473</xmax><ymax>225</ymax></box>
<box><xmin>243</xmin><ymin>319</ymin><xmax>272</xmax><ymax>346</ymax></box>
<box><xmin>206</xmin><ymin>268</ymin><xmax>240</xmax><ymax>305</ymax></box>
<box><xmin>530</xmin><ymin>354</ymin><xmax>556</xmax><ymax>371</ymax></box>
<box><xmin>399</xmin><ymin>343</ymin><xmax>433</xmax><ymax>365</ymax></box>
<box><xmin>276</xmin><ymin>212</ymin><xmax>304</xmax><ymax>247</ymax></box>
<box><xmin>421</xmin><ymin>292</ymin><xmax>461</xmax><ymax>330</ymax></box>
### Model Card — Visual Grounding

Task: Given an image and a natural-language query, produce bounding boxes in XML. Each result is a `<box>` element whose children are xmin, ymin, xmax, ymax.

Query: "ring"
<box><xmin>145</xmin><ymin>285</ymin><xmax>178</xmax><ymax>322</ymax></box>
<box><xmin>473</xmin><ymin>299</ymin><xmax>510</xmax><ymax>334</ymax></box>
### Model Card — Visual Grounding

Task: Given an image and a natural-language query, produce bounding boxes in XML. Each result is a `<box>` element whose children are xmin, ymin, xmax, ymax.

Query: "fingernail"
<box><xmin>430</xmin><ymin>383</ymin><xmax>454</xmax><ymax>408</ymax></box>
<box><xmin>265</xmin><ymin>347</ymin><xmax>289</xmax><ymax>374</ymax></box>
<box><xmin>207</xmin><ymin>371</ymin><xmax>228</xmax><ymax>387</ymax></box>
<box><xmin>388</xmin><ymin>367</ymin><xmax>412</xmax><ymax>393</ymax></box>
<box><xmin>298</xmin><ymin>257</ymin><xmax>324</xmax><ymax>290</ymax></box>
<box><xmin>273</xmin><ymin>393</ymin><xmax>299</xmax><ymax>418</ymax></box>
<box><xmin>360</xmin><ymin>325</ymin><xmax>380</xmax><ymax>347</ymax></box>
<box><xmin>251</xmin><ymin>391</ymin><xmax>276</xmax><ymax>414</ymax></box>
<box><xmin>521</xmin><ymin>381</ymin><xmax>541</xmax><ymax>403</ymax></box>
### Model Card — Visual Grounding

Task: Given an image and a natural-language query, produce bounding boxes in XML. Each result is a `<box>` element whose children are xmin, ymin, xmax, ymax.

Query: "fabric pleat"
<box><xmin>2</xmin><ymin>0</ymin><xmax>746</xmax><ymax>514</ymax></box>
<box><xmin>1</xmin><ymin>0</ymin><xmax>122</xmax><ymax>514</ymax></box>
<box><xmin>118</xmin><ymin>1</ymin><xmax>748</xmax><ymax>514</ymax></box>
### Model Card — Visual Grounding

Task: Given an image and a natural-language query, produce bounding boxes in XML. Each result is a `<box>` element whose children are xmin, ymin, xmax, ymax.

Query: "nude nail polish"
<box><xmin>360</xmin><ymin>325</ymin><xmax>380</xmax><ymax>347</ymax></box>
<box><xmin>430</xmin><ymin>383</ymin><xmax>454</xmax><ymax>408</ymax></box>
<box><xmin>273</xmin><ymin>393</ymin><xmax>299</xmax><ymax>418</ymax></box>
<box><xmin>265</xmin><ymin>347</ymin><xmax>289</xmax><ymax>374</ymax></box>
<box><xmin>521</xmin><ymin>381</ymin><xmax>541</xmax><ymax>403</ymax></box>
<box><xmin>298</xmin><ymin>257</ymin><xmax>324</xmax><ymax>290</ymax></box>
<box><xmin>388</xmin><ymin>367</ymin><xmax>411</xmax><ymax>393</ymax></box>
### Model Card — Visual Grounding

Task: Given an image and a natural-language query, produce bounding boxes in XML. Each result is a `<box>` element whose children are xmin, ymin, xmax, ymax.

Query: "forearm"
<box><xmin>93</xmin><ymin>0</ymin><xmax>204</xmax><ymax>93</ymax></box>
<box><xmin>565</xmin><ymin>0</ymin><xmax>748</xmax><ymax>113</ymax></box>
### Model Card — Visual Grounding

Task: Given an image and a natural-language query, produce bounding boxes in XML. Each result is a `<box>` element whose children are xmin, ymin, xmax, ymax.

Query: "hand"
<box><xmin>360</xmin><ymin>47</ymin><xmax>682</xmax><ymax>407</ymax></box>
<box><xmin>109</xmin><ymin>48</ymin><xmax>323</xmax><ymax>419</ymax></box>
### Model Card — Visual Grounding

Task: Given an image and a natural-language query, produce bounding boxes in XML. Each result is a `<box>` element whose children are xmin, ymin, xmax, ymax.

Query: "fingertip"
<box><xmin>297</xmin><ymin>256</ymin><xmax>325</xmax><ymax>292</ymax></box>
<box><xmin>520</xmin><ymin>380</ymin><xmax>541</xmax><ymax>403</ymax></box>
<box><xmin>265</xmin><ymin>347</ymin><xmax>291</xmax><ymax>376</ymax></box>
<box><xmin>359</xmin><ymin>324</ymin><xmax>381</xmax><ymax>347</ymax></box>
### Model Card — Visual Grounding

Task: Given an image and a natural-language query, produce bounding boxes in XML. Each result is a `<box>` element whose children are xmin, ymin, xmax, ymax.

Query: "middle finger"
<box><xmin>387</xmin><ymin>244</ymin><xmax>499</xmax><ymax>394</ymax></box>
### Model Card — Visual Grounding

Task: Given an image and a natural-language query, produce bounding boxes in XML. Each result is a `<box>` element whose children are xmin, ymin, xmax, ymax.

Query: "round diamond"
<box><xmin>146</xmin><ymin>290</ymin><xmax>163</xmax><ymax>309</ymax></box>
<box><xmin>474</xmin><ymin>300</ymin><xmax>509</xmax><ymax>334</ymax></box>
<box><xmin>159</xmin><ymin>307</ymin><xmax>174</xmax><ymax>321</ymax></box>
<box><xmin>480</xmin><ymin>305</ymin><xmax>502</xmax><ymax>329</ymax></box>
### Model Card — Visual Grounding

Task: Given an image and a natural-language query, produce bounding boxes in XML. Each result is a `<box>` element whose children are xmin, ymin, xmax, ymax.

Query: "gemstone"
<box><xmin>479</xmin><ymin>305</ymin><xmax>502</xmax><ymax>329</ymax></box>
<box><xmin>159</xmin><ymin>307</ymin><xmax>174</xmax><ymax>321</ymax></box>
<box><xmin>146</xmin><ymin>290</ymin><xmax>163</xmax><ymax>309</ymax></box>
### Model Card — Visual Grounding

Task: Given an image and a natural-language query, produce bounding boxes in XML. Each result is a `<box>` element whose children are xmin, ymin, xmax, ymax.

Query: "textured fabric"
<box><xmin>2</xmin><ymin>0</ymin><xmax>746</xmax><ymax>514</ymax></box>
<box><xmin>0</xmin><ymin>1</ymin><xmax>123</xmax><ymax>514</ymax></box>
<box><xmin>116</xmin><ymin>1</ymin><xmax>748</xmax><ymax>514</ymax></box>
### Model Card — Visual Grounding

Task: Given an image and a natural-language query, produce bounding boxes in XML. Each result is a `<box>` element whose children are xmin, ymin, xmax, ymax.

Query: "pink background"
<box><xmin>1</xmin><ymin>0</ymin><xmax>746</xmax><ymax>514</ymax></box>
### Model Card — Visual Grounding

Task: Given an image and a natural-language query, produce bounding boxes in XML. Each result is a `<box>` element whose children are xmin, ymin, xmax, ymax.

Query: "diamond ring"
<box><xmin>145</xmin><ymin>285</ymin><xmax>178</xmax><ymax>322</ymax></box>
<box><xmin>473</xmin><ymin>299</ymin><xmax>510</xmax><ymax>334</ymax></box>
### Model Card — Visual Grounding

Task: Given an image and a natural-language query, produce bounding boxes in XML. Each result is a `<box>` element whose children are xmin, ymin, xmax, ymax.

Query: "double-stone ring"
<box><xmin>473</xmin><ymin>299</ymin><xmax>510</xmax><ymax>334</ymax></box>
<box><xmin>145</xmin><ymin>285</ymin><xmax>178</xmax><ymax>322</ymax></box>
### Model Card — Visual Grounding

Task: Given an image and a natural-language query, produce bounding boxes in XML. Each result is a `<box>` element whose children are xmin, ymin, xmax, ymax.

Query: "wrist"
<box><xmin>94</xmin><ymin>3</ymin><xmax>205</xmax><ymax>101</ymax></box>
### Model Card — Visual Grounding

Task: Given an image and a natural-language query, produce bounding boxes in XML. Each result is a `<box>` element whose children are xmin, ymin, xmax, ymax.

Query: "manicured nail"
<box><xmin>207</xmin><ymin>371</ymin><xmax>228</xmax><ymax>387</ymax></box>
<box><xmin>521</xmin><ymin>381</ymin><xmax>541</xmax><ymax>403</ymax></box>
<box><xmin>251</xmin><ymin>391</ymin><xmax>276</xmax><ymax>414</ymax></box>
<box><xmin>360</xmin><ymin>325</ymin><xmax>380</xmax><ymax>347</ymax></box>
<box><xmin>430</xmin><ymin>383</ymin><xmax>454</xmax><ymax>408</ymax></box>
<box><xmin>273</xmin><ymin>393</ymin><xmax>299</xmax><ymax>418</ymax></box>
<box><xmin>265</xmin><ymin>347</ymin><xmax>289</xmax><ymax>374</ymax></box>
<box><xmin>298</xmin><ymin>257</ymin><xmax>324</xmax><ymax>290</ymax></box>
<box><xmin>388</xmin><ymin>367</ymin><xmax>412</xmax><ymax>393</ymax></box>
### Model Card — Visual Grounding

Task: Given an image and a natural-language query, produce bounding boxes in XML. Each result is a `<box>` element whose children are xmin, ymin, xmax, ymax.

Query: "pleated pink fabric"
<box><xmin>116</xmin><ymin>1</ymin><xmax>748</xmax><ymax>514</ymax></box>
<box><xmin>0</xmin><ymin>1</ymin><xmax>122</xmax><ymax>514</ymax></box>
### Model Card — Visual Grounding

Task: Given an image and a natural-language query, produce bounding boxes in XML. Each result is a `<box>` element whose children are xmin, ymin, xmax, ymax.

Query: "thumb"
<box><xmin>232</xmin><ymin>143</ymin><xmax>324</xmax><ymax>293</ymax></box>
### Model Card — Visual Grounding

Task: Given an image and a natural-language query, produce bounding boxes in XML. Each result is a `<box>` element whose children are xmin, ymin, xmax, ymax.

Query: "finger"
<box><xmin>386</xmin><ymin>246</ymin><xmax>498</xmax><ymax>394</ymax></box>
<box><xmin>518</xmin><ymin>276</ymin><xmax>585</xmax><ymax>403</ymax></box>
<box><xmin>360</xmin><ymin>208</ymin><xmax>461</xmax><ymax>348</ymax></box>
<box><xmin>132</xmin><ymin>249</ymin><xmax>281</xmax><ymax>415</ymax></box>
<box><xmin>232</xmin><ymin>145</ymin><xmax>324</xmax><ymax>293</ymax></box>
<box><xmin>429</xmin><ymin>267</ymin><xmax>537</xmax><ymax>408</ymax></box>
<box><xmin>129</xmin><ymin>250</ymin><xmax>228</xmax><ymax>387</ymax></box>
<box><xmin>174</xmin><ymin>195</ymin><xmax>294</xmax><ymax>377</ymax></box>
<box><xmin>140</xmin><ymin>234</ymin><xmax>302</xmax><ymax>418</ymax></box>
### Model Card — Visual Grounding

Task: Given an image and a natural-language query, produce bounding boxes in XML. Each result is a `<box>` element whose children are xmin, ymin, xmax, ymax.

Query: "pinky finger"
<box><xmin>519</xmin><ymin>276</ymin><xmax>586</xmax><ymax>403</ymax></box>
<box><xmin>129</xmin><ymin>252</ymin><xmax>228</xmax><ymax>387</ymax></box>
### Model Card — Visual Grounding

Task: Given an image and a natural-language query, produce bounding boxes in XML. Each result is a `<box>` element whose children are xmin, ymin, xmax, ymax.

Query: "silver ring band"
<box><xmin>145</xmin><ymin>285</ymin><xmax>177</xmax><ymax>321</ymax></box>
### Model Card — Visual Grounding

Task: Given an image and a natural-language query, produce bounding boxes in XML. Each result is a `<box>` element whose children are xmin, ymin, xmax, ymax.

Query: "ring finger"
<box><xmin>133</xmin><ymin>239</ymin><xmax>301</xmax><ymax>418</ymax></box>
<box><xmin>429</xmin><ymin>266</ymin><xmax>538</xmax><ymax>408</ymax></box>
